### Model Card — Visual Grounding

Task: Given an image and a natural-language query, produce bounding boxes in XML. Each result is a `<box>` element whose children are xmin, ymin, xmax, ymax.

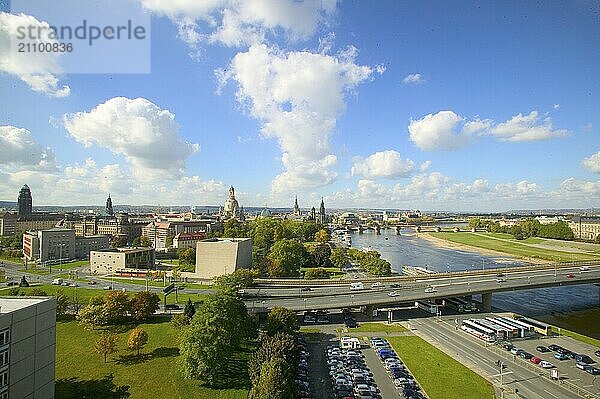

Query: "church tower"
<box><xmin>318</xmin><ymin>198</ymin><xmax>326</xmax><ymax>224</ymax></box>
<box><xmin>293</xmin><ymin>195</ymin><xmax>301</xmax><ymax>216</ymax></box>
<box><xmin>106</xmin><ymin>194</ymin><xmax>114</xmax><ymax>216</ymax></box>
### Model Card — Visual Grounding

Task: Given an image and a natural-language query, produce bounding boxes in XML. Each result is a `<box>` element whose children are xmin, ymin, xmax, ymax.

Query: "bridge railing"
<box><xmin>254</xmin><ymin>260</ymin><xmax>599</xmax><ymax>286</ymax></box>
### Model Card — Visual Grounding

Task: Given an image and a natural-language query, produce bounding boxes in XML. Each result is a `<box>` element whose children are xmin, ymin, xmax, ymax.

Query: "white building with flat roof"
<box><xmin>90</xmin><ymin>247</ymin><xmax>155</xmax><ymax>274</ymax></box>
<box><xmin>194</xmin><ymin>238</ymin><xmax>252</xmax><ymax>279</ymax></box>
<box><xmin>0</xmin><ymin>296</ymin><xmax>56</xmax><ymax>399</ymax></box>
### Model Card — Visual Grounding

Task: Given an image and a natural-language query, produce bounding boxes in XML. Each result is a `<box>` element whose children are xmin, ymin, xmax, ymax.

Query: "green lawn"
<box><xmin>19</xmin><ymin>268</ymin><xmax>50</xmax><ymax>275</ymax></box>
<box><xmin>0</xmin><ymin>254</ymin><xmax>23</xmax><ymax>263</ymax></box>
<box><xmin>388</xmin><ymin>336</ymin><xmax>495</xmax><ymax>399</ymax></box>
<box><xmin>349</xmin><ymin>322</ymin><xmax>408</xmax><ymax>333</ymax></box>
<box><xmin>0</xmin><ymin>284</ymin><xmax>207</xmax><ymax>306</ymax></box>
<box><xmin>56</xmin><ymin>318</ymin><xmax>251</xmax><ymax>399</ymax></box>
<box><xmin>430</xmin><ymin>232</ymin><xmax>600</xmax><ymax>262</ymax></box>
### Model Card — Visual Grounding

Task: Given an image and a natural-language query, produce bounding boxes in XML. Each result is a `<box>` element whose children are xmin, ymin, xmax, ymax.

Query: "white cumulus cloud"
<box><xmin>351</xmin><ymin>150</ymin><xmax>414</xmax><ymax>179</ymax></box>
<box><xmin>408</xmin><ymin>110</ymin><xmax>568</xmax><ymax>151</ymax></box>
<box><xmin>0</xmin><ymin>12</ymin><xmax>70</xmax><ymax>97</ymax></box>
<box><xmin>63</xmin><ymin>97</ymin><xmax>200</xmax><ymax>180</ymax></box>
<box><xmin>0</xmin><ymin>125</ymin><xmax>57</xmax><ymax>170</ymax></box>
<box><xmin>139</xmin><ymin>0</ymin><xmax>337</xmax><ymax>49</ymax></box>
<box><xmin>582</xmin><ymin>151</ymin><xmax>600</xmax><ymax>174</ymax></box>
<box><xmin>219</xmin><ymin>43</ymin><xmax>379</xmax><ymax>193</ymax></box>
<box><xmin>402</xmin><ymin>73</ymin><xmax>425</xmax><ymax>84</ymax></box>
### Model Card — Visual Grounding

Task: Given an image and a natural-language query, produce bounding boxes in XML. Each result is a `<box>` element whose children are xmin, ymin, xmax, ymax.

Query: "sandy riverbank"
<box><xmin>418</xmin><ymin>232</ymin><xmax>549</xmax><ymax>265</ymax></box>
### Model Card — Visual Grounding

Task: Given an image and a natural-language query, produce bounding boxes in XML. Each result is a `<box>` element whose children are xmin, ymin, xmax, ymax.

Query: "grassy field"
<box><xmin>388</xmin><ymin>336</ymin><xmax>495</xmax><ymax>399</ymax></box>
<box><xmin>18</xmin><ymin>268</ymin><xmax>50</xmax><ymax>275</ymax></box>
<box><xmin>0</xmin><ymin>284</ymin><xmax>207</xmax><ymax>306</ymax></box>
<box><xmin>56</xmin><ymin>317</ymin><xmax>251</xmax><ymax>399</ymax></box>
<box><xmin>349</xmin><ymin>322</ymin><xmax>408</xmax><ymax>333</ymax></box>
<box><xmin>430</xmin><ymin>232</ymin><xmax>600</xmax><ymax>262</ymax></box>
<box><xmin>106</xmin><ymin>277</ymin><xmax>212</xmax><ymax>290</ymax></box>
<box><xmin>0</xmin><ymin>254</ymin><xmax>23</xmax><ymax>263</ymax></box>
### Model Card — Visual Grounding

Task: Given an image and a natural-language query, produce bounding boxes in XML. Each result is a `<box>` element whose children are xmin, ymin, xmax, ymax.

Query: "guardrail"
<box><xmin>254</xmin><ymin>261</ymin><xmax>600</xmax><ymax>286</ymax></box>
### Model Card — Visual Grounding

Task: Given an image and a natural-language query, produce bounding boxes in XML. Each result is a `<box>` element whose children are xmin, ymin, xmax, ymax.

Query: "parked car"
<box><xmin>502</xmin><ymin>343</ymin><xmax>514</xmax><ymax>351</ymax></box>
<box><xmin>519</xmin><ymin>351</ymin><xmax>533</xmax><ymax>360</ymax></box>
<box><xmin>548</xmin><ymin>344</ymin><xmax>562</xmax><ymax>351</ymax></box>
<box><xmin>595</xmin><ymin>349</ymin><xmax>600</xmax><ymax>357</ymax></box>
<box><xmin>576</xmin><ymin>362</ymin><xmax>587</xmax><ymax>370</ymax></box>
<box><xmin>554</xmin><ymin>352</ymin><xmax>569</xmax><ymax>361</ymax></box>
<box><xmin>536</xmin><ymin>346</ymin><xmax>549</xmax><ymax>353</ymax></box>
<box><xmin>575</xmin><ymin>354</ymin><xmax>594</xmax><ymax>364</ymax></box>
<box><xmin>586</xmin><ymin>366</ymin><xmax>600</xmax><ymax>375</ymax></box>
<box><xmin>530</xmin><ymin>356</ymin><xmax>542</xmax><ymax>364</ymax></box>
<box><xmin>539</xmin><ymin>361</ymin><xmax>555</xmax><ymax>368</ymax></box>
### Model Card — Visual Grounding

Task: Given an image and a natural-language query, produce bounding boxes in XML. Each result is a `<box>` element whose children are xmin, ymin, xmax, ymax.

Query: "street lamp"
<box><xmin>303</xmin><ymin>298</ymin><xmax>307</xmax><ymax>311</ymax></box>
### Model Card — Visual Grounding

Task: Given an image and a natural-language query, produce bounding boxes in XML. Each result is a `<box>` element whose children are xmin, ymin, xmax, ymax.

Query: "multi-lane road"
<box><xmin>245</xmin><ymin>264</ymin><xmax>600</xmax><ymax>312</ymax></box>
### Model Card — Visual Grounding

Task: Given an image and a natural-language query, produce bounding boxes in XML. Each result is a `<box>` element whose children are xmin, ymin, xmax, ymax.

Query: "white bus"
<box><xmin>415</xmin><ymin>300</ymin><xmax>438</xmax><ymax>314</ymax></box>
<box><xmin>461</xmin><ymin>320</ymin><xmax>496</xmax><ymax>342</ymax></box>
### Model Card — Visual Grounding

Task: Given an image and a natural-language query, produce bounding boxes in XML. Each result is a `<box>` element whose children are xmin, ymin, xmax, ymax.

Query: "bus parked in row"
<box><xmin>461</xmin><ymin>319</ymin><xmax>496</xmax><ymax>342</ymax></box>
<box><xmin>415</xmin><ymin>300</ymin><xmax>438</xmax><ymax>314</ymax></box>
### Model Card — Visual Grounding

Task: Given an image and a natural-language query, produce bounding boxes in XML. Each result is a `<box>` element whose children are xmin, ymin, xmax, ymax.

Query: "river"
<box><xmin>350</xmin><ymin>229</ymin><xmax>599</xmax><ymax>316</ymax></box>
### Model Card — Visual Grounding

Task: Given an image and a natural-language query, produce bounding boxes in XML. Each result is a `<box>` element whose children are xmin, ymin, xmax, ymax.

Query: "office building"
<box><xmin>17</xmin><ymin>185</ymin><xmax>32</xmax><ymax>216</ymax></box>
<box><xmin>194</xmin><ymin>238</ymin><xmax>252</xmax><ymax>279</ymax></box>
<box><xmin>90</xmin><ymin>247</ymin><xmax>155</xmax><ymax>274</ymax></box>
<box><xmin>22</xmin><ymin>229</ymin><xmax>109</xmax><ymax>263</ymax></box>
<box><xmin>0</xmin><ymin>296</ymin><xmax>56</xmax><ymax>398</ymax></box>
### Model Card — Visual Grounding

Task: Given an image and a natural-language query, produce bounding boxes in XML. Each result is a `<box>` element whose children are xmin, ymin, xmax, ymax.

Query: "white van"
<box><xmin>350</xmin><ymin>282</ymin><xmax>365</xmax><ymax>291</ymax></box>
<box><xmin>51</xmin><ymin>278</ymin><xmax>63</xmax><ymax>285</ymax></box>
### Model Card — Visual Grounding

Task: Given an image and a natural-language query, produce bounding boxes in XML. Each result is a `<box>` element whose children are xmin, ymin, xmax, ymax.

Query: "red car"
<box><xmin>566</xmin><ymin>273</ymin><xmax>575</xmax><ymax>278</ymax></box>
<box><xmin>530</xmin><ymin>356</ymin><xmax>542</xmax><ymax>364</ymax></box>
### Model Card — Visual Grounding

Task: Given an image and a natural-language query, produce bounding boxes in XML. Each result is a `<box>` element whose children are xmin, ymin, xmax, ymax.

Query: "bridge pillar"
<box><xmin>358</xmin><ymin>226</ymin><xmax>364</xmax><ymax>234</ymax></box>
<box><xmin>375</xmin><ymin>227</ymin><xmax>381</xmax><ymax>235</ymax></box>
<box><xmin>481</xmin><ymin>293</ymin><xmax>492</xmax><ymax>312</ymax></box>
<box><xmin>395</xmin><ymin>226</ymin><xmax>401</xmax><ymax>235</ymax></box>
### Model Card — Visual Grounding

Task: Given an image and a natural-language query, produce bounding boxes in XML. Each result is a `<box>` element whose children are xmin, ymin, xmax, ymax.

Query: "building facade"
<box><xmin>0</xmin><ymin>297</ymin><xmax>56</xmax><ymax>399</ymax></box>
<box><xmin>142</xmin><ymin>220</ymin><xmax>218</xmax><ymax>249</ymax></box>
<box><xmin>90</xmin><ymin>248</ymin><xmax>155</xmax><ymax>274</ymax></box>
<box><xmin>16</xmin><ymin>185</ymin><xmax>32</xmax><ymax>216</ymax></box>
<box><xmin>569</xmin><ymin>216</ymin><xmax>600</xmax><ymax>241</ymax></box>
<box><xmin>194</xmin><ymin>238</ymin><xmax>252</xmax><ymax>279</ymax></box>
<box><xmin>172</xmin><ymin>232</ymin><xmax>207</xmax><ymax>249</ymax></box>
<box><xmin>22</xmin><ymin>229</ymin><xmax>109</xmax><ymax>262</ymax></box>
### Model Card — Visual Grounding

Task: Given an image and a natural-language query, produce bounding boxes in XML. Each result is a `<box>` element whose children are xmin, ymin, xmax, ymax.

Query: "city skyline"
<box><xmin>1</xmin><ymin>1</ymin><xmax>599</xmax><ymax>211</ymax></box>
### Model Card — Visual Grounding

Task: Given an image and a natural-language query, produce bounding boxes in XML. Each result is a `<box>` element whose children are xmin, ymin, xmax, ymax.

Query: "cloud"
<box><xmin>553</xmin><ymin>103</ymin><xmax>560</xmax><ymax>109</ymax></box>
<box><xmin>0</xmin><ymin>12</ymin><xmax>70</xmax><ymax>97</ymax></box>
<box><xmin>582</xmin><ymin>151</ymin><xmax>600</xmax><ymax>174</ymax></box>
<box><xmin>408</xmin><ymin>111</ymin><xmax>487</xmax><ymax>151</ymax></box>
<box><xmin>489</xmin><ymin>111</ymin><xmax>569</xmax><ymax>142</ymax></box>
<box><xmin>402</xmin><ymin>73</ymin><xmax>425</xmax><ymax>84</ymax></box>
<box><xmin>219</xmin><ymin>43</ymin><xmax>379</xmax><ymax>193</ymax></box>
<box><xmin>0</xmin><ymin>126</ymin><xmax>57</xmax><ymax>170</ymax></box>
<box><xmin>139</xmin><ymin>0</ymin><xmax>337</xmax><ymax>49</ymax></box>
<box><xmin>408</xmin><ymin>110</ymin><xmax>569</xmax><ymax>151</ymax></box>
<box><xmin>351</xmin><ymin>150</ymin><xmax>414</xmax><ymax>179</ymax></box>
<box><xmin>63</xmin><ymin>97</ymin><xmax>200</xmax><ymax>180</ymax></box>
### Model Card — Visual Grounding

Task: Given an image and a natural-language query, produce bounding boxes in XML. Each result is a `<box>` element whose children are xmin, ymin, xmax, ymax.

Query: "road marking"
<box><xmin>543</xmin><ymin>389</ymin><xmax>559</xmax><ymax>398</ymax></box>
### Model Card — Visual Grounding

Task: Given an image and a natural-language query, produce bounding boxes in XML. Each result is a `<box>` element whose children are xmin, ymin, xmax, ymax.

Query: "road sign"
<box><xmin>163</xmin><ymin>283</ymin><xmax>175</xmax><ymax>295</ymax></box>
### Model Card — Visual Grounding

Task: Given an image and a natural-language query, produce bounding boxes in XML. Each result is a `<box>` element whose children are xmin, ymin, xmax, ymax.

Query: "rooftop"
<box><xmin>0</xmin><ymin>297</ymin><xmax>51</xmax><ymax>314</ymax></box>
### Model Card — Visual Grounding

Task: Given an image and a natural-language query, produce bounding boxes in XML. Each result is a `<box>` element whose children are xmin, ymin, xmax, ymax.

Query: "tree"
<box><xmin>304</xmin><ymin>268</ymin><xmax>329</xmax><ymax>280</ymax></box>
<box><xmin>223</xmin><ymin>219</ymin><xmax>250</xmax><ymax>238</ymax></box>
<box><xmin>165</xmin><ymin>235</ymin><xmax>174</xmax><ymax>248</ymax></box>
<box><xmin>130</xmin><ymin>291</ymin><xmax>160</xmax><ymax>321</ymax></box>
<box><xmin>139</xmin><ymin>235</ymin><xmax>152</xmax><ymax>247</ymax></box>
<box><xmin>314</xmin><ymin>228</ymin><xmax>331</xmax><ymax>243</ymax></box>
<box><xmin>179</xmin><ymin>293</ymin><xmax>256</xmax><ymax>385</ymax></box>
<box><xmin>171</xmin><ymin>313</ymin><xmax>190</xmax><ymax>331</ymax></box>
<box><xmin>104</xmin><ymin>291</ymin><xmax>131</xmax><ymax>323</ymax></box>
<box><xmin>248</xmin><ymin>333</ymin><xmax>297</xmax><ymax>386</ymax></box>
<box><xmin>184</xmin><ymin>298</ymin><xmax>196</xmax><ymax>319</ymax></box>
<box><xmin>95</xmin><ymin>332</ymin><xmax>119</xmax><ymax>363</ymax></box>
<box><xmin>77</xmin><ymin>301</ymin><xmax>110</xmax><ymax>329</ymax></box>
<box><xmin>311</xmin><ymin>243</ymin><xmax>332</xmax><ymax>268</ymax></box>
<box><xmin>29</xmin><ymin>288</ymin><xmax>48</xmax><ymax>296</ymax></box>
<box><xmin>265</xmin><ymin>307</ymin><xmax>299</xmax><ymax>336</ymax></box>
<box><xmin>251</xmin><ymin>357</ymin><xmax>295</xmax><ymax>399</ymax></box>
<box><xmin>172</xmin><ymin>267</ymin><xmax>182</xmax><ymax>282</ymax></box>
<box><xmin>110</xmin><ymin>235</ymin><xmax>128</xmax><ymax>248</ymax></box>
<box><xmin>267</xmin><ymin>239</ymin><xmax>310</xmax><ymax>277</ymax></box>
<box><xmin>55</xmin><ymin>289</ymin><xmax>70</xmax><ymax>318</ymax></box>
<box><xmin>178</xmin><ymin>247</ymin><xmax>196</xmax><ymax>265</ymax></box>
<box><xmin>330</xmin><ymin>247</ymin><xmax>349</xmax><ymax>269</ymax></box>
<box><xmin>127</xmin><ymin>327</ymin><xmax>148</xmax><ymax>356</ymax></box>
<box><xmin>213</xmin><ymin>268</ymin><xmax>260</xmax><ymax>293</ymax></box>
<box><xmin>131</xmin><ymin>236</ymin><xmax>141</xmax><ymax>246</ymax></box>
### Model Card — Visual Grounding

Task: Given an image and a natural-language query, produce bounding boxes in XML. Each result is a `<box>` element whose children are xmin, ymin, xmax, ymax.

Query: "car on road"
<box><xmin>390</xmin><ymin>283</ymin><xmax>401</xmax><ymax>288</ymax></box>
<box><xmin>88</xmin><ymin>280</ymin><xmax>97</xmax><ymax>285</ymax></box>
<box><xmin>6</xmin><ymin>281</ymin><xmax>18</xmax><ymax>286</ymax></box>
<box><xmin>496</xmin><ymin>278</ymin><xmax>507</xmax><ymax>283</ymax></box>
<box><xmin>387</xmin><ymin>291</ymin><xmax>399</xmax><ymax>297</ymax></box>
<box><xmin>424</xmin><ymin>287</ymin><xmax>436</xmax><ymax>293</ymax></box>
<box><xmin>539</xmin><ymin>361</ymin><xmax>555</xmax><ymax>368</ymax></box>
<box><xmin>103</xmin><ymin>285</ymin><xmax>112</xmax><ymax>290</ymax></box>
<box><xmin>579</xmin><ymin>266</ymin><xmax>590</xmax><ymax>271</ymax></box>
<box><xmin>165</xmin><ymin>304</ymin><xmax>180</xmax><ymax>310</ymax></box>
<box><xmin>565</xmin><ymin>273</ymin><xmax>575</xmax><ymax>278</ymax></box>
<box><xmin>496</xmin><ymin>273</ymin><xmax>505</xmax><ymax>277</ymax></box>
<box><xmin>300</xmin><ymin>287</ymin><xmax>313</xmax><ymax>292</ymax></box>
<box><xmin>554</xmin><ymin>352</ymin><xmax>569</xmax><ymax>360</ymax></box>
<box><xmin>68</xmin><ymin>283</ymin><xmax>78</xmax><ymax>287</ymax></box>
<box><xmin>536</xmin><ymin>346</ymin><xmax>549</xmax><ymax>353</ymax></box>
<box><xmin>370</xmin><ymin>282</ymin><xmax>383</xmax><ymax>288</ymax></box>
<box><xmin>530</xmin><ymin>356</ymin><xmax>542</xmax><ymax>364</ymax></box>
<box><xmin>51</xmin><ymin>278</ymin><xmax>64</xmax><ymax>285</ymax></box>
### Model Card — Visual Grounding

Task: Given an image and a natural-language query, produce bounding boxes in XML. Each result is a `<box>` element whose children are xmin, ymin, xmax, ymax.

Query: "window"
<box><xmin>0</xmin><ymin>350</ymin><xmax>8</xmax><ymax>367</ymax></box>
<box><xmin>0</xmin><ymin>370</ymin><xmax>7</xmax><ymax>388</ymax></box>
<box><xmin>0</xmin><ymin>330</ymin><xmax>9</xmax><ymax>347</ymax></box>
<box><xmin>0</xmin><ymin>389</ymin><xmax>8</xmax><ymax>399</ymax></box>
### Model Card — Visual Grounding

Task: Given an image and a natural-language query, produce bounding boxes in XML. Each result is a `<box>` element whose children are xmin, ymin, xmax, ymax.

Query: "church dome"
<box><xmin>260</xmin><ymin>207</ymin><xmax>272</xmax><ymax>218</ymax></box>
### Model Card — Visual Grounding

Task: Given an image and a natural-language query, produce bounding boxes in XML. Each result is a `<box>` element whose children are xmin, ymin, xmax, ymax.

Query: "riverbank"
<box><xmin>539</xmin><ymin>307</ymin><xmax>600</xmax><ymax>341</ymax></box>
<box><xmin>419</xmin><ymin>232</ymin><xmax>541</xmax><ymax>264</ymax></box>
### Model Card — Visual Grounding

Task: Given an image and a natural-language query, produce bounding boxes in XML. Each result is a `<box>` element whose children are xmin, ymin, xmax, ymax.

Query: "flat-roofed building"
<box><xmin>0</xmin><ymin>296</ymin><xmax>56</xmax><ymax>399</ymax></box>
<box><xmin>194</xmin><ymin>238</ymin><xmax>252</xmax><ymax>279</ymax></box>
<box><xmin>90</xmin><ymin>247</ymin><xmax>155</xmax><ymax>274</ymax></box>
<box><xmin>173</xmin><ymin>232</ymin><xmax>207</xmax><ymax>249</ymax></box>
<box><xmin>23</xmin><ymin>229</ymin><xmax>109</xmax><ymax>263</ymax></box>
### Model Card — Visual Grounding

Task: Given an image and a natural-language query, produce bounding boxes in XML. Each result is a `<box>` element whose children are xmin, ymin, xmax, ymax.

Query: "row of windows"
<box><xmin>0</xmin><ymin>330</ymin><xmax>9</xmax><ymax>347</ymax></box>
<box><xmin>0</xmin><ymin>349</ymin><xmax>9</xmax><ymax>368</ymax></box>
<box><xmin>0</xmin><ymin>370</ymin><xmax>8</xmax><ymax>389</ymax></box>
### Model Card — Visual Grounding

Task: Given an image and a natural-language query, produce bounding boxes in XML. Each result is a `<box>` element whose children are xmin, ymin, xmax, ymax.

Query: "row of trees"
<box><xmin>77</xmin><ymin>291</ymin><xmax>161</xmax><ymax>329</ymax></box>
<box><xmin>94</xmin><ymin>327</ymin><xmax>149</xmax><ymax>362</ymax></box>
<box><xmin>469</xmin><ymin>217</ymin><xmax>575</xmax><ymax>241</ymax></box>
<box><xmin>249</xmin><ymin>307</ymin><xmax>300</xmax><ymax>399</ymax></box>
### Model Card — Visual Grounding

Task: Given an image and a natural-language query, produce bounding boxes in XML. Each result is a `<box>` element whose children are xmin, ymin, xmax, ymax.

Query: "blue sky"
<box><xmin>1</xmin><ymin>0</ymin><xmax>599</xmax><ymax>211</ymax></box>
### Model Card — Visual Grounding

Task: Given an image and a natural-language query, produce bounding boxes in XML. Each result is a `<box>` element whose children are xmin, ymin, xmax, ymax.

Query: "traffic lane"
<box><xmin>412</xmin><ymin>317</ymin><xmax>582</xmax><ymax>399</ymax></box>
<box><xmin>515</xmin><ymin>337</ymin><xmax>600</xmax><ymax>391</ymax></box>
<box><xmin>361</xmin><ymin>341</ymin><xmax>401</xmax><ymax>398</ymax></box>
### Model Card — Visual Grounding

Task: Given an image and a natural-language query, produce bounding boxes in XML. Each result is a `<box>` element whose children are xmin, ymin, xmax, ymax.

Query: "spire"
<box><xmin>106</xmin><ymin>193</ymin><xmax>114</xmax><ymax>216</ymax></box>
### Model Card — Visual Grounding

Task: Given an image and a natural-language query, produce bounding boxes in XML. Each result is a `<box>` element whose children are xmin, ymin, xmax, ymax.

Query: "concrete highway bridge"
<box><xmin>244</xmin><ymin>262</ymin><xmax>600</xmax><ymax>313</ymax></box>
